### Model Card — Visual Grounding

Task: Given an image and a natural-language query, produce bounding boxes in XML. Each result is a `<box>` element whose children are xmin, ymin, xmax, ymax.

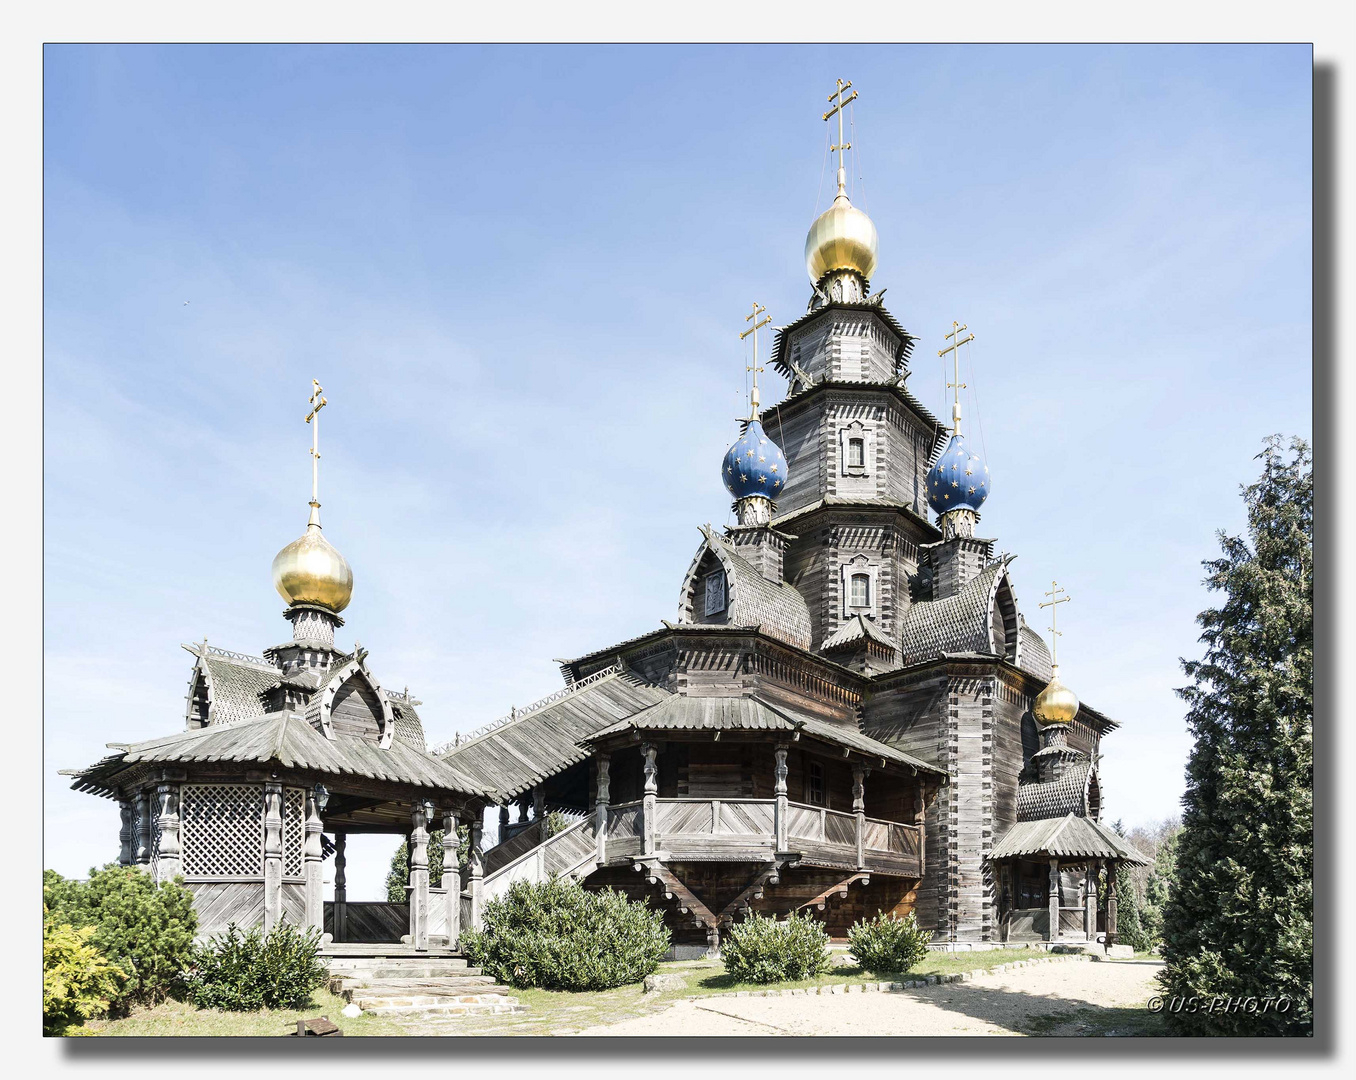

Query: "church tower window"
<box><xmin>850</xmin><ymin>573</ymin><xmax>870</xmax><ymax>608</ymax></box>
<box><xmin>704</xmin><ymin>570</ymin><xmax>727</xmax><ymax>616</ymax></box>
<box><xmin>848</xmin><ymin>437</ymin><xmax>865</xmax><ymax>469</ymax></box>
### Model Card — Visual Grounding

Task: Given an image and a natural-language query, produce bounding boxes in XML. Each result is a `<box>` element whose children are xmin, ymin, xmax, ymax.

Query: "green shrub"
<box><xmin>43</xmin><ymin>865</ymin><xmax>197</xmax><ymax>1010</ymax></box>
<box><xmin>43</xmin><ymin>921</ymin><xmax>126</xmax><ymax>1035</ymax></box>
<box><xmin>721</xmin><ymin>912</ymin><xmax>830</xmax><ymax>984</ymax></box>
<box><xmin>847</xmin><ymin>912</ymin><xmax>931</xmax><ymax>973</ymax></box>
<box><xmin>473</xmin><ymin>876</ymin><xmax>670</xmax><ymax>991</ymax></box>
<box><xmin>183</xmin><ymin>921</ymin><xmax>329</xmax><ymax>1011</ymax></box>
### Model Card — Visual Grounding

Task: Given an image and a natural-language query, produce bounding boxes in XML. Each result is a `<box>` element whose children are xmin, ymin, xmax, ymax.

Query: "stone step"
<box><xmin>326</xmin><ymin>962</ymin><xmax>475</xmax><ymax>980</ymax></box>
<box><xmin>350</xmin><ymin>991</ymin><xmax>516</xmax><ymax>1008</ymax></box>
<box><xmin>360</xmin><ymin>998</ymin><xmax>525</xmax><ymax>1018</ymax></box>
<box><xmin>333</xmin><ymin>977</ymin><xmax>509</xmax><ymax>996</ymax></box>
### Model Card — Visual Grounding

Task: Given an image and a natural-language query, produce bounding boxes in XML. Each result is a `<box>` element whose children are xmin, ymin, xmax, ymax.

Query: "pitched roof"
<box><xmin>585</xmin><ymin>694</ymin><xmax>945</xmax><ymax>776</ymax></box>
<box><xmin>68</xmin><ymin>711</ymin><xmax>488</xmax><ymax>799</ymax></box>
<box><xmin>899</xmin><ymin>560</ymin><xmax>1006</xmax><ymax>664</ymax></box>
<box><xmin>436</xmin><ymin>670</ymin><xmax>671</xmax><ymax>801</ymax></box>
<box><xmin>990</xmin><ymin>814</ymin><xmax>1148</xmax><ymax>864</ymax></box>
<box><xmin>197</xmin><ymin>650</ymin><xmax>279</xmax><ymax>725</ymax></box>
<box><xmin>821</xmin><ymin>614</ymin><xmax>897</xmax><ymax>654</ymax></box>
<box><xmin>388</xmin><ymin>696</ymin><xmax>426</xmax><ymax>752</ymax></box>
<box><xmin>1016</xmin><ymin>759</ymin><xmax>1093</xmax><ymax>821</ymax></box>
<box><xmin>769</xmin><ymin>301</ymin><xmax>918</xmax><ymax>381</ymax></box>
<box><xmin>678</xmin><ymin>527</ymin><xmax>812</xmax><ymax>649</ymax></box>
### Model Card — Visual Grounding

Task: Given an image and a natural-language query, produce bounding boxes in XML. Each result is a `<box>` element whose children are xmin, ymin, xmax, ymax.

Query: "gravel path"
<box><xmin>576</xmin><ymin>959</ymin><xmax>1164</xmax><ymax>1037</ymax></box>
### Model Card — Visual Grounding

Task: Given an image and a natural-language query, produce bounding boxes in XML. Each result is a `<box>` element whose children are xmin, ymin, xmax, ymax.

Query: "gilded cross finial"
<box><xmin>938</xmin><ymin>321</ymin><xmax>975</xmax><ymax>435</ymax></box>
<box><xmin>1039</xmin><ymin>580</ymin><xmax>1071</xmax><ymax>667</ymax></box>
<box><xmin>304</xmin><ymin>379</ymin><xmax>328</xmax><ymax>527</ymax></box>
<box><xmin>739</xmin><ymin>302</ymin><xmax>771</xmax><ymax>420</ymax></box>
<box><xmin>822</xmin><ymin>78</ymin><xmax>858</xmax><ymax>196</ymax></box>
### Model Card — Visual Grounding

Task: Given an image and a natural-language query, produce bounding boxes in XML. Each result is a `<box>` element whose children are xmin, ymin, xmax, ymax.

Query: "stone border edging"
<box><xmin>693</xmin><ymin>953</ymin><xmax>1094</xmax><ymax>1000</ymax></box>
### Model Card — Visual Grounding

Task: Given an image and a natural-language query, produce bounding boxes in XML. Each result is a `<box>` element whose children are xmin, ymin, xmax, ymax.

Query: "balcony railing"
<box><xmin>600</xmin><ymin>797</ymin><xmax>921</xmax><ymax>876</ymax></box>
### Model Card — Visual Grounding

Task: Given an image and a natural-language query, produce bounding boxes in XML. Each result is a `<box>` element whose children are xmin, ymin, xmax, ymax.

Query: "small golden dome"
<box><xmin>1033</xmin><ymin>665</ymin><xmax>1080</xmax><ymax>726</ymax></box>
<box><xmin>805</xmin><ymin>188</ymin><xmax>879</xmax><ymax>283</ymax></box>
<box><xmin>271</xmin><ymin>512</ymin><xmax>353</xmax><ymax>613</ymax></box>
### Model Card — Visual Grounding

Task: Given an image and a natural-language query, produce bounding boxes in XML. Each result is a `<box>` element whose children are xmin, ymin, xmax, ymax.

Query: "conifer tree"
<box><xmin>1158</xmin><ymin>437</ymin><xmax>1312</xmax><ymax>1036</ymax></box>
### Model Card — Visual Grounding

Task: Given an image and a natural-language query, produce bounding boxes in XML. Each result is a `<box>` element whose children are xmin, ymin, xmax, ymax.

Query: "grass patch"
<box><xmin>81</xmin><ymin>990</ymin><xmax>404</xmax><ymax>1037</ymax></box>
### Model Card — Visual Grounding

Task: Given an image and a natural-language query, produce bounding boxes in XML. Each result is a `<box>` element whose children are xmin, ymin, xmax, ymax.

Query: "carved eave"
<box><xmin>305</xmin><ymin>653</ymin><xmax>397</xmax><ymax>747</ymax></box>
<box><xmin>770</xmin><ymin>496</ymin><xmax>942</xmax><ymax>542</ymax></box>
<box><xmin>761</xmin><ymin>378</ymin><xmax>948</xmax><ymax>463</ymax></box>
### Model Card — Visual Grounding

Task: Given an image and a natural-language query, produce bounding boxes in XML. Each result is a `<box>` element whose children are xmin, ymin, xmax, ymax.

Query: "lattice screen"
<box><xmin>180</xmin><ymin>783</ymin><xmax>264</xmax><ymax>877</ymax></box>
<box><xmin>283</xmin><ymin>787</ymin><xmax>304</xmax><ymax>878</ymax></box>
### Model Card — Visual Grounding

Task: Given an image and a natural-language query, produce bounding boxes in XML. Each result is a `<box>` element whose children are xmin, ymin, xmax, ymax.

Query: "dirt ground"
<box><xmin>574</xmin><ymin>959</ymin><xmax>1165</xmax><ymax>1037</ymax></box>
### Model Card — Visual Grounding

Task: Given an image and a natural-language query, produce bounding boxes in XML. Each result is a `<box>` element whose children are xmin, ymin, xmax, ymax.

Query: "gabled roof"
<box><xmin>1016</xmin><ymin>759</ymin><xmax>1094</xmax><ymax>821</ymax></box>
<box><xmin>989</xmin><ymin>814</ymin><xmax>1148</xmax><ymax>864</ymax></box>
<box><xmin>584</xmin><ymin>694</ymin><xmax>945</xmax><ymax>777</ymax></box>
<box><xmin>387</xmin><ymin>695</ymin><xmax>426</xmax><ymax>752</ymax></box>
<box><xmin>899</xmin><ymin>560</ymin><xmax>1008</xmax><ymax>664</ymax></box>
<box><xmin>677</xmin><ymin>527</ymin><xmax>812</xmax><ymax>650</ymax></box>
<box><xmin>1018</xmin><ymin>620</ymin><xmax>1054</xmax><ymax>682</ymax></box>
<box><xmin>190</xmin><ymin>647</ymin><xmax>279</xmax><ymax>726</ymax></box>
<box><xmin>821</xmin><ymin>614</ymin><xmax>897</xmax><ymax>654</ymax></box>
<box><xmin>436</xmin><ymin>669</ymin><xmax>671</xmax><ymax>801</ymax></box>
<box><xmin>67</xmin><ymin>711</ymin><xmax>488</xmax><ymax>799</ymax></box>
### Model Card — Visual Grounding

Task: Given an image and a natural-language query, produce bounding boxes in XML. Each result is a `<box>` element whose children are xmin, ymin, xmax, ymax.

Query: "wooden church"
<box><xmin>68</xmin><ymin>81</ymin><xmax>1144</xmax><ymax>958</ymax></box>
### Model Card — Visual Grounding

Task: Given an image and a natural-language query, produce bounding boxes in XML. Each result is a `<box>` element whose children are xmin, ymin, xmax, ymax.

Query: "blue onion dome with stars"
<box><xmin>723</xmin><ymin>419</ymin><xmax>789</xmax><ymax>502</ymax></box>
<box><xmin>926</xmin><ymin>433</ymin><xmax>991</xmax><ymax>516</ymax></box>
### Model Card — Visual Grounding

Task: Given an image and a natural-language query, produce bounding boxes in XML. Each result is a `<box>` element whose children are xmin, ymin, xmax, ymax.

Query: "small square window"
<box><xmin>848</xmin><ymin>437</ymin><xmax>865</xmax><ymax>469</ymax></box>
<box><xmin>807</xmin><ymin>761</ymin><xmax>825</xmax><ymax>806</ymax></box>
<box><xmin>704</xmin><ymin>570</ymin><xmax>727</xmax><ymax>616</ymax></box>
<box><xmin>850</xmin><ymin>573</ymin><xmax>870</xmax><ymax>607</ymax></box>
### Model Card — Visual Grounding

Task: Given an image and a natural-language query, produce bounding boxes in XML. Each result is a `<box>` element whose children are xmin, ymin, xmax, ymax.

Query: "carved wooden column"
<box><xmin>117</xmin><ymin>795</ymin><xmax>135</xmax><ymax>866</ymax></box>
<box><xmin>1106</xmin><ymin>864</ymin><xmax>1118</xmax><ymax>946</ymax></box>
<box><xmin>303</xmin><ymin>789</ymin><xmax>325</xmax><ymax>934</ymax></box>
<box><xmin>852</xmin><ymin>765</ymin><xmax>867</xmax><ymax>871</ymax></box>
<box><xmin>263</xmin><ymin>782</ymin><xmax>284</xmax><ymax>931</ymax></box>
<box><xmin>594</xmin><ymin>753</ymin><xmax>610</xmax><ymax>865</ymax></box>
<box><xmin>774</xmin><ymin>745</ymin><xmax>789</xmax><ymax>852</ymax></box>
<box><xmin>135</xmin><ymin>789</ymin><xmax>153</xmax><ymax>869</ymax></box>
<box><xmin>914</xmin><ymin>782</ymin><xmax>927</xmax><ymax>877</ymax></box>
<box><xmin>1047</xmin><ymin>857</ymin><xmax>1061</xmax><ymax>943</ymax></box>
<box><xmin>532</xmin><ymin>786</ymin><xmax>546</xmax><ymax>823</ymax></box>
<box><xmin>641</xmin><ymin>742</ymin><xmax>658</xmax><ymax>856</ymax></box>
<box><xmin>441</xmin><ymin>808</ymin><xmax>460</xmax><ymax>948</ymax></box>
<box><xmin>498</xmin><ymin>804</ymin><xmax>510</xmax><ymax>845</ymax></box>
<box><xmin>153</xmin><ymin>783</ymin><xmax>182</xmax><ymax>884</ymax></box>
<box><xmin>1085</xmin><ymin>860</ymin><xmax>1099</xmax><ymax>941</ymax></box>
<box><xmin>466</xmin><ymin>812</ymin><xmax>485</xmax><ymax>931</ymax></box>
<box><xmin>333</xmin><ymin>831</ymin><xmax>348</xmax><ymax>942</ymax></box>
<box><xmin>409</xmin><ymin>802</ymin><xmax>430</xmax><ymax>952</ymax></box>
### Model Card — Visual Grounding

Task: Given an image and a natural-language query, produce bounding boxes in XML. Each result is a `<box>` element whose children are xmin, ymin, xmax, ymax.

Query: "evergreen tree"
<box><xmin>1140</xmin><ymin>825</ymin><xmax>1180</xmax><ymax>949</ymax></box>
<box><xmin>1158</xmin><ymin>436</ymin><xmax>1312</xmax><ymax>1036</ymax></box>
<box><xmin>385</xmin><ymin>827</ymin><xmax>470</xmax><ymax>903</ymax></box>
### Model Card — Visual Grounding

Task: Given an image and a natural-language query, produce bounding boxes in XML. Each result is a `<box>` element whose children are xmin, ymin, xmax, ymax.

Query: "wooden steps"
<box><xmin>325</xmin><ymin>954</ymin><xmax>524</xmax><ymax>1019</ymax></box>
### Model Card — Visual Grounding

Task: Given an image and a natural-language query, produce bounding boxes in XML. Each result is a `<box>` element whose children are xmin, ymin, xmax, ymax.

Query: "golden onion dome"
<box><xmin>1033</xmin><ymin>665</ymin><xmax>1080</xmax><ymax>727</ymax></box>
<box><xmin>271</xmin><ymin>511</ymin><xmax>353</xmax><ymax>613</ymax></box>
<box><xmin>805</xmin><ymin>188</ymin><xmax>879</xmax><ymax>283</ymax></box>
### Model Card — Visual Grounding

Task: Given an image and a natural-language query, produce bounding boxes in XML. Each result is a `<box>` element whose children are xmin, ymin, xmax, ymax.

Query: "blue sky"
<box><xmin>44</xmin><ymin>44</ymin><xmax>1312</xmax><ymax>897</ymax></box>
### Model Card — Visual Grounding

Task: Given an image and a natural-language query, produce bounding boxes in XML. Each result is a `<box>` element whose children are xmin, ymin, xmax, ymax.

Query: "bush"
<box><xmin>43</xmin><ymin>921</ymin><xmax>126</xmax><ymax>1035</ymax></box>
<box><xmin>847</xmin><ymin>912</ymin><xmax>930</xmax><ymax>973</ymax></box>
<box><xmin>183</xmin><ymin>921</ymin><xmax>329</xmax><ymax>1011</ymax></box>
<box><xmin>43</xmin><ymin>865</ymin><xmax>197</xmax><ymax>1010</ymax></box>
<box><xmin>472</xmin><ymin>876</ymin><xmax>670</xmax><ymax>991</ymax></box>
<box><xmin>721</xmin><ymin>912</ymin><xmax>830</xmax><ymax>984</ymax></box>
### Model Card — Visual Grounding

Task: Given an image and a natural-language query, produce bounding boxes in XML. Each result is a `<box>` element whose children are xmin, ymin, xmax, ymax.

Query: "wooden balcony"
<box><xmin>603</xmin><ymin>797</ymin><xmax>922</xmax><ymax>878</ymax></box>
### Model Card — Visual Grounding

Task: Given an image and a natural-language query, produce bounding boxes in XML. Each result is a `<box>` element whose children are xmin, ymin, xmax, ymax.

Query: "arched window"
<box><xmin>850</xmin><ymin>573</ymin><xmax>870</xmax><ymax>607</ymax></box>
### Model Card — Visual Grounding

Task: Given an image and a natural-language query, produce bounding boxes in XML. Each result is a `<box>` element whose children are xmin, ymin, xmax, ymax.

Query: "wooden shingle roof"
<box><xmin>1016</xmin><ymin>759</ymin><xmax>1093</xmax><ymax>821</ymax></box>
<box><xmin>196</xmin><ymin>650</ymin><xmax>279</xmax><ymax>725</ymax></box>
<box><xmin>585</xmin><ymin>694</ymin><xmax>945</xmax><ymax>777</ymax></box>
<box><xmin>436</xmin><ymin>670</ymin><xmax>671</xmax><ymax>801</ymax></box>
<box><xmin>821</xmin><ymin>613</ymin><xmax>896</xmax><ymax>653</ymax></box>
<box><xmin>68</xmin><ymin>711</ymin><xmax>488</xmax><ymax>799</ymax></box>
<box><xmin>677</xmin><ymin>527</ymin><xmax>812</xmax><ymax>649</ymax></box>
<box><xmin>989</xmin><ymin>814</ymin><xmax>1148</xmax><ymax>864</ymax></box>
<box><xmin>899</xmin><ymin>560</ymin><xmax>1007</xmax><ymax>664</ymax></box>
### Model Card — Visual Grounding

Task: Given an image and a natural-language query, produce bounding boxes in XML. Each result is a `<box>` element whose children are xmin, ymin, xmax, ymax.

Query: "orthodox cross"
<box><xmin>740</xmin><ymin>302</ymin><xmax>771</xmax><ymax>419</ymax></box>
<box><xmin>938</xmin><ymin>321</ymin><xmax>974</xmax><ymax>435</ymax></box>
<box><xmin>305</xmin><ymin>379</ymin><xmax>327</xmax><ymax>518</ymax></box>
<box><xmin>822</xmin><ymin>79</ymin><xmax>858</xmax><ymax>188</ymax></box>
<box><xmin>1039</xmin><ymin>580</ymin><xmax>1071</xmax><ymax>666</ymax></box>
